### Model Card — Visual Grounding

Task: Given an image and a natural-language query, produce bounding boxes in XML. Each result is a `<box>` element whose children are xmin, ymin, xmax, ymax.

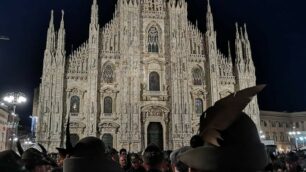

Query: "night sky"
<box><xmin>0</xmin><ymin>0</ymin><xmax>306</xmax><ymax>130</ymax></box>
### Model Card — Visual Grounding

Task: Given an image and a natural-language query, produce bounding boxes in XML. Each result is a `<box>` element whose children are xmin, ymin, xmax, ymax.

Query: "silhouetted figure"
<box><xmin>21</xmin><ymin>148</ymin><xmax>53</xmax><ymax>172</ymax></box>
<box><xmin>0</xmin><ymin>150</ymin><xmax>25</xmax><ymax>172</ymax></box>
<box><xmin>179</xmin><ymin>85</ymin><xmax>268</xmax><ymax>172</ymax></box>
<box><xmin>285</xmin><ymin>152</ymin><xmax>302</xmax><ymax>172</ymax></box>
<box><xmin>63</xmin><ymin>137</ymin><xmax>123</xmax><ymax>172</ymax></box>
<box><xmin>162</xmin><ymin>151</ymin><xmax>172</xmax><ymax>172</ymax></box>
<box><xmin>143</xmin><ymin>144</ymin><xmax>163</xmax><ymax>172</ymax></box>
<box><xmin>170</xmin><ymin>147</ymin><xmax>190</xmax><ymax>172</ymax></box>
<box><xmin>127</xmin><ymin>153</ymin><xmax>145</xmax><ymax>172</ymax></box>
<box><xmin>189</xmin><ymin>135</ymin><xmax>204</xmax><ymax>148</ymax></box>
<box><xmin>120</xmin><ymin>148</ymin><xmax>128</xmax><ymax>157</ymax></box>
<box><xmin>120</xmin><ymin>155</ymin><xmax>129</xmax><ymax>171</ymax></box>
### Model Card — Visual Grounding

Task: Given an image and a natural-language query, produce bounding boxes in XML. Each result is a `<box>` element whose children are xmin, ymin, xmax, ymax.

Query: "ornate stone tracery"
<box><xmin>36</xmin><ymin>0</ymin><xmax>261</xmax><ymax>152</ymax></box>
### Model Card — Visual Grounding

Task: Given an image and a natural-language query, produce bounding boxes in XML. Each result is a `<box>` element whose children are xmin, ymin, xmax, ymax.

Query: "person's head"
<box><xmin>179</xmin><ymin>113</ymin><xmax>268</xmax><ymax>172</ymax></box>
<box><xmin>170</xmin><ymin>147</ymin><xmax>190</xmax><ymax>172</ymax></box>
<box><xmin>119</xmin><ymin>155</ymin><xmax>127</xmax><ymax>168</ymax></box>
<box><xmin>120</xmin><ymin>148</ymin><xmax>127</xmax><ymax>157</ymax></box>
<box><xmin>72</xmin><ymin>137</ymin><xmax>105</xmax><ymax>158</ymax></box>
<box><xmin>143</xmin><ymin>144</ymin><xmax>163</xmax><ymax>170</ymax></box>
<box><xmin>162</xmin><ymin>150</ymin><xmax>172</xmax><ymax>172</ymax></box>
<box><xmin>0</xmin><ymin>150</ymin><xmax>24</xmax><ymax>172</ymax></box>
<box><xmin>285</xmin><ymin>152</ymin><xmax>299</xmax><ymax>172</ymax></box>
<box><xmin>130</xmin><ymin>153</ymin><xmax>141</xmax><ymax>169</ymax></box>
<box><xmin>56</xmin><ymin>148</ymin><xmax>68</xmax><ymax>167</ymax></box>
<box><xmin>21</xmin><ymin>148</ymin><xmax>52</xmax><ymax>172</ymax></box>
<box><xmin>110</xmin><ymin>148</ymin><xmax>119</xmax><ymax>162</ymax></box>
<box><xmin>190</xmin><ymin>135</ymin><xmax>204</xmax><ymax>148</ymax></box>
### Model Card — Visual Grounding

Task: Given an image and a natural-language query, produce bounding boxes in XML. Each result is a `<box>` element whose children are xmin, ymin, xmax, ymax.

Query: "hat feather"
<box><xmin>199</xmin><ymin>85</ymin><xmax>266</xmax><ymax>146</ymax></box>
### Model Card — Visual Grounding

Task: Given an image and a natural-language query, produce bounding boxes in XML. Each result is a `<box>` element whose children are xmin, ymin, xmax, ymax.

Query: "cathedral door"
<box><xmin>147</xmin><ymin>122</ymin><xmax>163</xmax><ymax>150</ymax></box>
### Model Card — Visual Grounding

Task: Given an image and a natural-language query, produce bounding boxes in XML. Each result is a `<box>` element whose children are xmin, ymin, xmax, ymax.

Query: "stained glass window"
<box><xmin>149</xmin><ymin>72</ymin><xmax>160</xmax><ymax>91</ymax></box>
<box><xmin>193</xmin><ymin>68</ymin><xmax>203</xmax><ymax>85</ymax></box>
<box><xmin>104</xmin><ymin>97</ymin><xmax>112</xmax><ymax>114</ymax></box>
<box><xmin>148</xmin><ymin>27</ymin><xmax>159</xmax><ymax>53</ymax></box>
<box><xmin>103</xmin><ymin>65</ymin><xmax>114</xmax><ymax>83</ymax></box>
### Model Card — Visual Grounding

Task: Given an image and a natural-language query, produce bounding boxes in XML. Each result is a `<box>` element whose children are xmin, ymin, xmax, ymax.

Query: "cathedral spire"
<box><xmin>235</xmin><ymin>23</ymin><xmax>240</xmax><ymax>40</ymax></box>
<box><xmin>206</xmin><ymin>0</ymin><xmax>214</xmax><ymax>33</ymax></box>
<box><xmin>243</xmin><ymin>23</ymin><xmax>249</xmax><ymax>40</ymax></box>
<box><xmin>90</xmin><ymin>0</ymin><xmax>99</xmax><ymax>31</ymax></box>
<box><xmin>235</xmin><ymin>23</ymin><xmax>244</xmax><ymax>66</ymax></box>
<box><xmin>57</xmin><ymin>10</ymin><xmax>65</xmax><ymax>52</ymax></box>
<box><xmin>46</xmin><ymin>10</ymin><xmax>55</xmax><ymax>51</ymax></box>
<box><xmin>242</xmin><ymin>23</ymin><xmax>255</xmax><ymax>72</ymax></box>
<box><xmin>228</xmin><ymin>41</ymin><xmax>232</xmax><ymax>59</ymax></box>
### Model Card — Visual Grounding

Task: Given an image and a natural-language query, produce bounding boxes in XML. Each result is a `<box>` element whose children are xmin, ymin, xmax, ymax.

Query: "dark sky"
<box><xmin>0</xmin><ymin>0</ymin><xmax>306</xmax><ymax>130</ymax></box>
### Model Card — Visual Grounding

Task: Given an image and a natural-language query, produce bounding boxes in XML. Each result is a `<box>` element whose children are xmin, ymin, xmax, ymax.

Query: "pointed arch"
<box><xmin>146</xmin><ymin>22</ymin><xmax>162</xmax><ymax>53</ymax></box>
<box><xmin>148</xmin><ymin>26</ymin><xmax>159</xmax><ymax>53</ymax></box>
<box><xmin>102</xmin><ymin>62</ymin><xmax>115</xmax><ymax>83</ymax></box>
<box><xmin>192</xmin><ymin>67</ymin><xmax>204</xmax><ymax>85</ymax></box>
<box><xmin>102</xmin><ymin>134</ymin><xmax>113</xmax><ymax>148</ymax></box>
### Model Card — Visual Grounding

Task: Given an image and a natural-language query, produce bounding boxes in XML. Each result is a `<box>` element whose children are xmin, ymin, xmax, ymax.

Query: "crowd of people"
<box><xmin>1</xmin><ymin>134</ymin><xmax>306</xmax><ymax>172</ymax></box>
<box><xmin>265</xmin><ymin>151</ymin><xmax>306</xmax><ymax>172</ymax></box>
<box><xmin>3</xmin><ymin>85</ymin><xmax>302</xmax><ymax>171</ymax></box>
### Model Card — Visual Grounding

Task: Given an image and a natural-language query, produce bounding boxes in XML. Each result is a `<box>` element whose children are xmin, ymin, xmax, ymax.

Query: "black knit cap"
<box><xmin>71</xmin><ymin>137</ymin><xmax>105</xmax><ymax>158</ymax></box>
<box><xmin>143</xmin><ymin>144</ymin><xmax>163</xmax><ymax>166</ymax></box>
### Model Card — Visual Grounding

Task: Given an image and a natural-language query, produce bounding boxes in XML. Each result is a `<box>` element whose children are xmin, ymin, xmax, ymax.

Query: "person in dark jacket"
<box><xmin>127</xmin><ymin>153</ymin><xmax>145</xmax><ymax>172</ymax></box>
<box><xmin>143</xmin><ymin>144</ymin><xmax>163</xmax><ymax>172</ymax></box>
<box><xmin>63</xmin><ymin>137</ymin><xmax>123</xmax><ymax>172</ymax></box>
<box><xmin>0</xmin><ymin>150</ymin><xmax>25</xmax><ymax>172</ymax></box>
<box><xmin>21</xmin><ymin>148</ymin><xmax>53</xmax><ymax>172</ymax></box>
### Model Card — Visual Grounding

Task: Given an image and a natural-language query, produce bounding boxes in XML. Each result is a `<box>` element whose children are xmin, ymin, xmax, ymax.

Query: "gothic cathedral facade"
<box><xmin>33</xmin><ymin>0</ymin><xmax>260</xmax><ymax>152</ymax></box>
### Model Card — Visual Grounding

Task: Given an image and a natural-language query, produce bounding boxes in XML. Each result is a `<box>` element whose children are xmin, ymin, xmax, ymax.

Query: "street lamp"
<box><xmin>3</xmin><ymin>92</ymin><xmax>27</xmax><ymax>149</ymax></box>
<box><xmin>3</xmin><ymin>92</ymin><xmax>27</xmax><ymax>114</ymax></box>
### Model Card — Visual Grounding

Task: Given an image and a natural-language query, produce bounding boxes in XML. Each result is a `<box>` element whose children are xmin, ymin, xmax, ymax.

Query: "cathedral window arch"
<box><xmin>149</xmin><ymin>72</ymin><xmax>160</xmax><ymax>91</ymax></box>
<box><xmin>195</xmin><ymin>98</ymin><xmax>203</xmax><ymax>115</ymax></box>
<box><xmin>103</xmin><ymin>64</ymin><xmax>114</xmax><ymax>83</ymax></box>
<box><xmin>70</xmin><ymin>96</ymin><xmax>80</xmax><ymax>115</ymax></box>
<box><xmin>104</xmin><ymin>96</ymin><xmax>112</xmax><ymax>114</ymax></box>
<box><xmin>148</xmin><ymin>26</ymin><xmax>159</xmax><ymax>53</ymax></box>
<box><xmin>102</xmin><ymin>134</ymin><xmax>113</xmax><ymax>148</ymax></box>
<box><xmin>192</xmin><ymin>67</ymin><xmax>203</xmax><ymax>85</ymax></box>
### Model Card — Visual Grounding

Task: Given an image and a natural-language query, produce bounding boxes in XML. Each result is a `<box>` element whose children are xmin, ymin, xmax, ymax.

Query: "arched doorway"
<box><xmin>147</xmin><ymin>122</ymin><xmax>163</xmax><ymax>149</ymax></box>
<box><xmin>70</xmin><ymin>134</ymin><xmax>79</xmax><ymax>147</ymax></box>
<box><xmin>102</xmin><ymin>134</ymin><xmax>113</xmax><ymax>148</ymax></box>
